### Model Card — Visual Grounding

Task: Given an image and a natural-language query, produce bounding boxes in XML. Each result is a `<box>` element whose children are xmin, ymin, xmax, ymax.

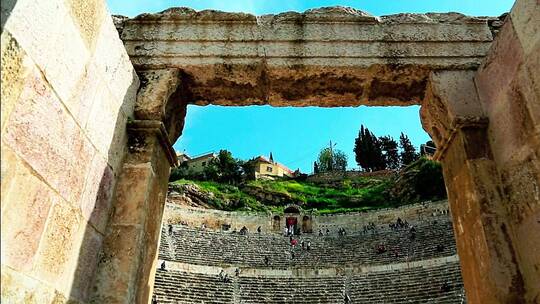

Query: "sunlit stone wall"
<box><xmin>474</xmin><ymin>0</ymin><xmax>540</xmax><ymax>301</ymax></box>
<box><xmin>1</xmin><ymin>0</ymin><xmax>139</xmax><ymax>302</ymax></box>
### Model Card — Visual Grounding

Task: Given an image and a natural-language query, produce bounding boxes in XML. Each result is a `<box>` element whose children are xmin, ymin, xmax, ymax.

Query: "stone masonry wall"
<box><xmin>474</xmin><ymin>1</ymin><xmax>539</xmax><ymax>302</ymax></box>
<box><xmin>164</xmin><ymin>200</ymin><xmax>450</xmax><ymax>233</ymax></box>
<box><xmin>306</xmin><ymin>170</ymin><xmax>396</xmax><ymax>184</ymax></box>
<box><xmin>1</xmin><ymin>1</ymin><xmax>139</xmax><ymax>303</ymax></box>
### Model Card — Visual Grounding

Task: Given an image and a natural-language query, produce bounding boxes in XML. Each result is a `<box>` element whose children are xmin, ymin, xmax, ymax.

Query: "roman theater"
<box><xmin>1</xmin><ymin>0</ymin><xmax>538</xmax><ymax>303</ymax></box>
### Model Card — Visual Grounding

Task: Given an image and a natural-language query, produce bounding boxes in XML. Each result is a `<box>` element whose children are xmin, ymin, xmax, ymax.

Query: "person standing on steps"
<box><xmin>218</xmin><ymin>269</ymin><xmax>225</xmax><ymax>282</ymax></box>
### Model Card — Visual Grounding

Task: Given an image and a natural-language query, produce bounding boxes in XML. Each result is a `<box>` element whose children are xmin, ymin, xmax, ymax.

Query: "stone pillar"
<box><xmin>91</xmin><ymin>69</ymin><xmax>184</xmax><ymax>304</ymax></box>
<box><xmin>421</xmin><ymin>70</ymin><xmax>524</xmax><ymax>303</ymax></box>
<box><xmin>474</xmin><ymin>2</ymin><xmax>540</xmax><ymax>301</ymax></box>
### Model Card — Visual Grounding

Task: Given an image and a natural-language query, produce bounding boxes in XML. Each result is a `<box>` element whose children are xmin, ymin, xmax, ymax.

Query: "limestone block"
<box><xmin>62</xmin><ymin>62</ymin><xmax>101</xmax><ymax>128</ymax></box>
<box><xmin>5</xmin><ymin>0</ymin><xmax>90</xmax><ymax>102</ymax></box>
<box><xmin>91</xmin><ymin>224</ymin><xmax>143</xmax><ymax>303</ymax></box>
<box><xmin>3</xmin><ymin>66</ymin><xmax>94</xmax><ymax>204</ymax></box>
<box><xmin>65</xmin><ymin>0</ymin><xmax>107</xmax><ymax>51</ymax></box>
<box><xmin>110</xmin><ymin>164</ymin><xmax>154</xmax><ymax>226</ymax></box>
<box><xmin>119</xmin><ymin>69</ymin><xmax>140</xmax><ymax>118</ymax></box>
<box><xmin>80</xmin><ymin>153</ymin><xmax>115</xmax><ymax>234</ymax></box>
<box><xmin>4</xmin><ymin>0</ymin><xmax>70</xmax><ymax>71</ymax></box>
<box><xmin>84</xmin><ymin>81</ymin><xmax>130</xmax><ymax>174</ymax></box>
<box><xmin>1</xmin><ymin>265</ymin><xmax>56</xmax><ymax>304</ymax></box>
<box><xmin>32</xmin><ymin>200</ymin><xmax>84</xmax><ymax>290</ymax></box>
<box><xmin>43</xmin><ymin>12</ymin><xmax>91</xmax><ymax>103</ymax></box>
<box><xmin>486</xmin><ymin>86</ymin><xmax>535</xmax><ymax>166</ymax></box>
<box><xmin>64</xmin><ymin>224</ymin><xmax>104</xmax><ymax>302</ymax></box>
<box><xmin>0</xmin><ymin>144</ymin><xmax>17</xmax><ymax>215</ymax></box>
<box><xmin>0</xmin><ymin>31</ymin><xmax>31</xmax><ymax>133</ymax></box>
<box><xmin>135</xmin><ymin>69</ymin><xmax>180</xmax><ymax>120</ymax></box>
<box><xmin>121</xmin><ymin>21</ymin><xmax>492</xmax><ymax>43</ymax></box>
<box><xmin>500</xmin><ymin>155</ymin><xmax>540</xmax><ymax>224</ymax></box>
<box><xmin>475</xmin><ymin>21</ymin><xmax>524</xmax><ymax>111</ymax></box>
<box><xmin>0</xmin><ymin>151</ymin><xmax>56</xmax><ymax>272</ymax></box>
<box><xmin>93</xmin><ymin>14</ymin><xmax>139</xmax><ymax>103</ymax></box>
<box><xmin>517</xmin><ymin>55</ymin><xmax>540</xmax><ymax>129</ymax></box>
<box><xmin>512</xmin><ymin>210</ymin><xmax>540</xmax><ymax>303</ymax></box>
<box><xmin>510</xmin><ymin>0</ymin><xmax>540</xmax><ymax>56</ymax></box>
<box><xmin>84</xmin><ymin>82</ymin><xmax>120</xmax><ymax>154</ymax></box>
<box><xmin>429</xmin><ymin>70</ymin><xmax>484</xmax><ymax>119</ymax></box>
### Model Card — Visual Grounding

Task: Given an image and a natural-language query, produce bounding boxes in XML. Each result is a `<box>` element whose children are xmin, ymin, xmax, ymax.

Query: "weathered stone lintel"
<box><xmin>127</xmin><ymin>120</ymin><xmax>178</xmax><ymax>167</ymax></box>
<box><xmin>123</xmin><ymin>7</ymin><xmax>490</xmax><ymax>25</ymax></box>
<box><xmin>433</xmin><ymin>116</ymin><xmax>489</xmax><ymax>161</ymax></box>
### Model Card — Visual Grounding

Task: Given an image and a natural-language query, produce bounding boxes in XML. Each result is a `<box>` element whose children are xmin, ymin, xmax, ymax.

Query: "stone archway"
<box><xmin>92</xmin><ymin>4</ymin><xmax>539</xmax><ymax>304</ymax></box>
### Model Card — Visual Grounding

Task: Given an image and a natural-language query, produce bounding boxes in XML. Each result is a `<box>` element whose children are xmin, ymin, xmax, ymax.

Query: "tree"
<box><xmin>240</xmin><ymin>159</ymin><xmax>256</xmax><ymax>181</ymax></box>
<box><xmin>316</xmin><ymin>147</ymin><xmax>348</xmax><ymax>172</ymax></box>
<box><xmin>313</xmin><ymin>161</ymin><xmax>320</xmax><ymax>174</ymax></box>
<box><xmin>379</xmin><ymin>135</ymin><xmax>400</xmax><ymax>169</ymax></box>
<box><xmin>333</xmin><ymin>150</ymin><xmax>348</xmax><ymax>171</ymax></box>
<box><xmin>399</xmin><ymin>133</ymin><xmax>419</xmax><ymax>166</ymax></box>
<box><xmin>206</xmin><ymin>150</ymin><xmax>243</xmax><ymax>184</ymax></box>
<box><xmin>169</xmin><ymin>161</ymin><xmax>189</xmax><ymax>182</ymax></box>
<box><xmin>354</xmin><ymin>125</ymin><xmax>385</xmax><ymax>172</ymax></box>
<box><xmin>420</xmin><ymin>140</ymin><xmax>436</xmax><ymax>156</ymax></box>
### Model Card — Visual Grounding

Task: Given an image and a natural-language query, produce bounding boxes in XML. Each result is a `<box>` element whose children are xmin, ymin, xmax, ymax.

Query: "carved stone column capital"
<box><xmin>421</xmin><ymin>70</ymin><xmax>488</xmax><ymax>161</ymax></box>
<box><xmin>127</xmin><ymin>119</ymin><xmax>178</xmax><ymax>167</ymax></box>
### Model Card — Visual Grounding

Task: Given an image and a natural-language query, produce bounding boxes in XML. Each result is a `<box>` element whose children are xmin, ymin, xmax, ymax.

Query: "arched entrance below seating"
<box><xmin>284</xmin><ymin>205</ymin><xmax>301</xmax><ymax>235</ymax></box>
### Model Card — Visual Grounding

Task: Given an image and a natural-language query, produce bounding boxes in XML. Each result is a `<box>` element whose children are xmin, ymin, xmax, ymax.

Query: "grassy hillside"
<box><xmin>169</xmin><ymin>158</ymin><xmax>446</xmax><ymax>214</ymax></box>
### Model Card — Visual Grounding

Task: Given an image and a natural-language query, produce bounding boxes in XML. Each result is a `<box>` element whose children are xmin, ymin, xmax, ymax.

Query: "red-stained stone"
<box><xmin>32</xmin><ymin>200</ymin><xmax>83</xmax><ymax>286</ymax></box>
<box><xmin>3</xmin><ymin>65</ymin><xmax>94</xmax><ymax>205</ymax></box>
<box><xmin>0</xmin><ymin>169</ymin><xmax>56</xmax><ymax>272</ymax></box>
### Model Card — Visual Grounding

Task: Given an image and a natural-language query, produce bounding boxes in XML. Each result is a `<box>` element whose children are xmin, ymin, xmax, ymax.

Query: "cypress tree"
<box><xmin>379</xmin><ymin>135</ymin><xmax>400</xmax><ymax>169</ymax></box>
<box><xmin>399</xmin><ymin>132</ymin><xmax>419</xmax><ymax>166</ymax></box>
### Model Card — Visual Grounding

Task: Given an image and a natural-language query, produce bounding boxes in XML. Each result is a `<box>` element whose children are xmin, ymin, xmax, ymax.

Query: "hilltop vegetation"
<box><xmin>169</xmin><ymin>157</ymin><xmax>446</xmax><ymax>214</ymax></box>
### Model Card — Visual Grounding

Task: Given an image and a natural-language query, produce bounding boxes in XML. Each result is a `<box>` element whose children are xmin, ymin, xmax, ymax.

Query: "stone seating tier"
<box><xmin>153</xmin><ymin>261</ymin><xmax>465</xmax><ymax>303</ymax></box>
<box><xmin>158</xmin><ymin>219</ymin><xmax>457</xmax><ymax>268</ymax></box>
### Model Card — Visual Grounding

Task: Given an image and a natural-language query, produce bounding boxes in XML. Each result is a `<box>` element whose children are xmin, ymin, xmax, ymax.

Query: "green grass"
<box><xmin>243</xmin><ymin>178</ymin><xmax>395</xmax><ymax>213</ymax></box>
<box><xmin>170</xmin><ymin>179</ymin><xmax>268</xmax><ymax>212</ymax></box>
<box><xmin>169</xmin><ymin>158</ymin><xmax>446</xmax><ymax>214</ymax></box>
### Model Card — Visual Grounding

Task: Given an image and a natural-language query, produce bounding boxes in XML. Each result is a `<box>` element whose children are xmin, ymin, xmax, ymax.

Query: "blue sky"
<box><xmin>107</xmin><ymin>0</ymin><xmax>514</xmax><ymax>173</ymax></box>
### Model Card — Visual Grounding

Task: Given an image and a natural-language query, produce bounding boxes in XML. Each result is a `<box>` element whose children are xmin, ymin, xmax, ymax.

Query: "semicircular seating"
<box><xmin>153</xmin><ymin>215</ymin><xmax>466</xmax><ymax>303</ymax></box>
<box><xmin>159</xmin><ymin>218</ymin><xmax>457</xmax><ymax>268</ymax></box>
